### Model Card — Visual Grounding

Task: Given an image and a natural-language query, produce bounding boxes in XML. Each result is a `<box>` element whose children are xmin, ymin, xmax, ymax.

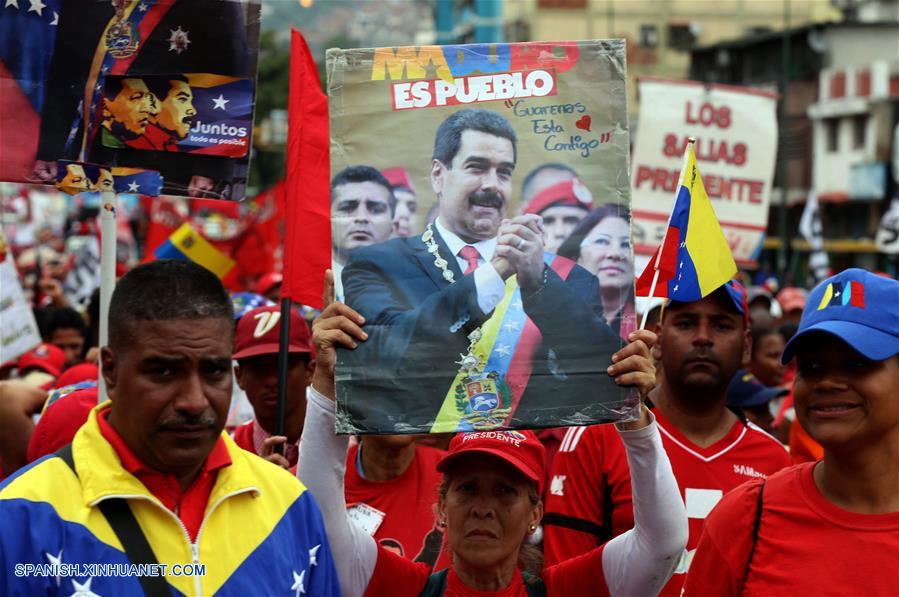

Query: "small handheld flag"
<box><xmin>153</xmin><ymin>223</ymin><xmax>235</xmax><ymax>279</ymax></box>
<box><xmin>636</xmin><ymin>139</ymin><xmax>737</xmax><ymax>327</ymax></box>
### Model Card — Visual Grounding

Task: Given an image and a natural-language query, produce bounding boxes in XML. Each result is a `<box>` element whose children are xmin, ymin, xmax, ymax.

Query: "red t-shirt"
<box><xmin>96</xmin><ymin>408</ymin><xmax>231</xmax><ymax>542</ymax></box>
<box><xmin>366</xmin><ymin>542</ymin><xmax>609</xmax><ymax>596</ymax></box>
<box><xmin>345</xmin><ymin>442</ymin><xmax>445</xmax><ymax>565</ymax></box>
<box><xmin>544</xmin><ymin>410</ymin><xmax>791</xmax><ymax>597</ymax></box>
<box><xmin>684</xmin><ymin>462</ymin><xmax>899</xmax><ymax>596</ymax></box>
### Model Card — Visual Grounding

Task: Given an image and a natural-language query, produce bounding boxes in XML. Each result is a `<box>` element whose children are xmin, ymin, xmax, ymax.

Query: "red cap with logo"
<box><xmin>17</xmin><ymin>343</ymin><xmax>66</xmax><ymax>377</ymax></box>
<box><xmin>437</xmin><ymin>429</ymin><xmax>546</xmax><ymax>494</ymax></box>
<box><xmin>233</xmin><ymin>305</ymin><xmax>313</xmax><ymax>360</ymax></box>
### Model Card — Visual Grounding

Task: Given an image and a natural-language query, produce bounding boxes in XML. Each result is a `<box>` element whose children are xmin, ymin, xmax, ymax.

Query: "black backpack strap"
<box><xmin>741</xmin><ymin>480</ymin><xmax>766</xmax><ymax>591</ymax></box>
<box><xmin>418</xmin><ymin>568</ymin><xmax>449</xmax><ymax>597</ymax></box>
<box><xmin>54</xmin><ymin>445</ymin><xmax>171</xmax><ymax>597</ymax></box>
<box><xmin>521</xmin><ymin>572</ymin><xmax>547</xmax><ymax>597</ymax></box>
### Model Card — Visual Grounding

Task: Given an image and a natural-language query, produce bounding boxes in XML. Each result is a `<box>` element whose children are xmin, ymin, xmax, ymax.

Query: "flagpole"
<box><xmin>639</xmin><ymin>137</ymin><xmax>695</xmax><ymax>330</ymax></box>
<box><xmin>98</xmin><ymin>190</ymin><xmax>117</xmax><ymax>403</ymax></box>
<box><xmin>274</xmin><ymin>296</ymin><xmax>293</xmax><ymax>455</ymax></box>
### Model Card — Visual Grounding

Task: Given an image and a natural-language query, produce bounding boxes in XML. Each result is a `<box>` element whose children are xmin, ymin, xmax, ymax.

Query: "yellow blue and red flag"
<box><xmin>153</xmin><ymin>222</ymin><xmax>235</xmax><ymax>279</ymax></box>
<box><xmin>636</xmin><ymin>145</ymin><xmax>737</xmax><ymax>301</ymax></box>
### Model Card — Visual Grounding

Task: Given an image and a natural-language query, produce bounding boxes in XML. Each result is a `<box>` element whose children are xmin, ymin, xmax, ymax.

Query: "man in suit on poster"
<box><xmin>340</xmin><ymin>108</ymin><xmax>625</xmax><ymax>434</ymax></box>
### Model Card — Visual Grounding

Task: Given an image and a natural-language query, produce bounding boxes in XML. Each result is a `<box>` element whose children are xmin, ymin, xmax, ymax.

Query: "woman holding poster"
<box><xmin>300</xmin><ymin>274</ymin><xmax>687</xmax><ymax>596</ymax></box>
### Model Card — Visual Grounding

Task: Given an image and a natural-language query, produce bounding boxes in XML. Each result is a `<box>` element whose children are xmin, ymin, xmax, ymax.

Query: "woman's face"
<box><xmin>439</xmin><ymin>456</ymin><xmax>542</xmax><ymax>571</ymax></box>
<box><xmin>578</xmin><ymin>216</ymin><xmax>632</xmax><ymax>289</ymax></box>
<box><xmin>750</xmin><ymin>332</ymin><xmax>786</xmax><ymax>387</ymax></box>
<box><xmin>793</xmin><ymin>334</ymin><xmax>899</xmax><ymax>451</ymax></box>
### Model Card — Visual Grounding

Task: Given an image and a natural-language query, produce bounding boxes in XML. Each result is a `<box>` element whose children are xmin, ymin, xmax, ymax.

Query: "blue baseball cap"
<box><xmin>668</xmin><ymin>279</ymin><xmax>748</xmax><ymax>324</ymax></box>
<box><xmin>781</xmin><ymin>268</ymin><xmax>899</xmax><ymax>364</ymax></box>
<box><xmin>727</xmin><ymin>369</ymin><xmax>788</xmax><ymax>409</ymax></box>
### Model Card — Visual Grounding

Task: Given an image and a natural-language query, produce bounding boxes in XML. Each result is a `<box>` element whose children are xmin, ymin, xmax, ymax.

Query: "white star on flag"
<box><xmin>308</xmin><ymin>544</ymin><xmax>320</xmax><ymax>567</ymax></box>
<box><xmin>502</xmin><ymin>321</ymin><xmax>521</xmax><ymax>333</ymax></box>
<box><xmin>95</xmin><ymin>82</ymin><xmax>103</xmax><ymax>91</ymax></box>
<box><xmin>495</xmin><ymin>344</ymin><xmax>512</xmax><ymax>358</ymax></box>
<box><xmin>510</xmin><ymin>299</ymin><xmax>522</xmax><ymax>310</ymax></box>
<box><xmin>212</xmin><ymin>94</ymin><xmax>229</xmax><ymax>110</ymax></box>
<box><xmin>138</xmin><ymin>2</ymin><xmax>148</xmax><ymax>11</ymax></box>
<box><xmin>45</xmin><ymin>550</ymin><xmax>63</xmax><ymax>587</ymax></box>
<box><xmin>4</xmin><ymin>0</ymin><xmax>19</xmax><ymax>10</ymax></box>
<box><xmin>69</xmin><ymin>577</ymin><xmax>100</xmax><ymax>597</ymax></box>
<box><xmin>291</xmin><ymin>570</ymin><xmax>306</xmax><ymax>597</ymax></box>
<box><xmin>673</xmin><ymin>284</ymin><xmax>679</xmax><ymax>292</ymax></box>
<box><xmin>127</xmin><ymin>181</ymin><xmax>140</xmax><ymax>192</ymax></box>
<box><xmin>28</xmin><ymin>0</ymin><xmax>44</xmax><ymax>15</ymax></box>
<box><xmin>50</xmin><ymin>9</ymin><xmax>57</xmax><ymax>24</ymax></box>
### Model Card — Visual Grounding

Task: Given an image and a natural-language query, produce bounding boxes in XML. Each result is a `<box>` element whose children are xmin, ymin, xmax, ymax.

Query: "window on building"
<box><xmin>639</xmin><ymin>24</ymin><xmax>658</xmax><ymax>48</ymax></box>
<box><xmin>824</xmin><ymin>118</ymin><xmax>839</xmax><ymax>153</ymax></box>
<box><xmin>852</xmin><ymin>115</ymin><xmax>867</xmax><ymax>150</ymax></box>
<box><xmin>668</xmin><ymin>23</ymin><xmax>697</xmax><ymax>50</ymax></box>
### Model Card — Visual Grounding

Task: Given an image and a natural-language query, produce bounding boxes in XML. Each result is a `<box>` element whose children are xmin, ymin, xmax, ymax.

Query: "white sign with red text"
<box><xmin>631</xmin><ymin>78</ymin><xmax>778</xmax><ymax>266</ymax></box>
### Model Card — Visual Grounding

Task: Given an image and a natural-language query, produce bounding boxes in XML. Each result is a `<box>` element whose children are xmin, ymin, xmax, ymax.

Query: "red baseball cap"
<box><xmin>233</xmin><ymin>305</ymin><xmax>313</xmax><ymax>360</ymax></box>
<box><xmin>777</xmin><ymin>287</ymin><xmax>808</xmax><ymax>312</ymax></box>
<box><xmin>437</xmin><ymin>429</ymin><xmax>546</xmax><ymax>494</ymax></box>
<box><xmin>381</xmin><ymin>167</ymin><xmax>415</xmax><ymax>193</ymax></box>
<box><xmin>523</xmin><ymin>178</ymin><xmax>592</xmax><ymax>216</ymax></box>
<box><xmin>254</xmin><ymin>272</ymin><xmax>283</xmax><ymax>296</ymax></box>
<box><xmin>54</xmin><ymin>363</ymin><xmax>99</xmax><ymax>389</ymax></box>
<box><xmin>17</xmin><ymin>343</ymin><xmax>66</xmax><ymax>377</ymax></box>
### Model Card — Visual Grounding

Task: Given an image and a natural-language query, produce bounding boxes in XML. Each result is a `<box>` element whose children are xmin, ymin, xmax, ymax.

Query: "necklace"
<box><xmin>422</xmin><ymin>223</ymin><xmax>483</xmax><ymax>372</ymax></box>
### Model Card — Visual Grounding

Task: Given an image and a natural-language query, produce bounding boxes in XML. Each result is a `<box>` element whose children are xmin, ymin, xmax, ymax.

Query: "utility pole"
<box><xmin>777</xmin><ymin>0</ymin><xmax>792</xmax><ymax>279</ymax></box>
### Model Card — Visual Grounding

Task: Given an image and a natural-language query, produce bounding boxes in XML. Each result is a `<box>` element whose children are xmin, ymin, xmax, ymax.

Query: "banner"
<box><xmin>0</xmin><ymin>0</ymin><xmax>260</xmax><ymax>200</ymax></box>
<box><xmin>0</xmin><ymin>228</ymin><xmax>42</xmax><ymax>364</ymax></box>
<box><xmin>329</xmin><ymin>40</ymin><xmax>637</xmax><ymax>434</ymax></box>
<box><xmin>630</xmin><ymin>78</ymin><xmax>778</xmax><ymax>266</ymax></box>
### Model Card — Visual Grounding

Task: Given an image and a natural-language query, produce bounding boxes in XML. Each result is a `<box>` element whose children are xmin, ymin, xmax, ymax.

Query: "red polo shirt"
<box><xmin>96</xmin><ymin>409</ymin><xmax>232</xmax><ymax>541</ymax></box>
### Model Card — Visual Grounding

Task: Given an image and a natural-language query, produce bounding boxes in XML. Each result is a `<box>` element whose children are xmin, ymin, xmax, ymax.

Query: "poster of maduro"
<box><xmin>329</xmin><ymin>40</ymin><xmax>640</xmax><ymax>435</ymax></box>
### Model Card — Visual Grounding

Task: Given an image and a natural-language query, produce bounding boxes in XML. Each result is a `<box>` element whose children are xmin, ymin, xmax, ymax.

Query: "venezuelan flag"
<box><xmin>111</xmin><ymin>167</ymin><xmax>163</xmax><ymax>196</ymax></box>
<box><xmin>153</xmin><ymin>223</ymin><xmax>235</xmax><ymax>278</ymax></box>
<box><xmin>636</xmin><ymin>146</ymin><xmax>737</xmax><ymax>301</ymax></box>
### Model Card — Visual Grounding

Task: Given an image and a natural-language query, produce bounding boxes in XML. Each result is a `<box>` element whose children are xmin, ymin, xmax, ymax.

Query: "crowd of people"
<box><xmin>0</xmin><ymin>108</ymin><xmax>897</xmax><ymax>596</ymax></box>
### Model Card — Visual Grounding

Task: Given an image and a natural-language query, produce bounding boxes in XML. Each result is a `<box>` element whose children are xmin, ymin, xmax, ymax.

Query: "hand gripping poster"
<box><xmin>329</xmin><ymin>40</ymin><xmax>639</xmax><ymax>434</ymax></box>
<box><xmin>0</xmin><ymin>0</ymin><xmax>260</xmax><ymax>200</ymax></box>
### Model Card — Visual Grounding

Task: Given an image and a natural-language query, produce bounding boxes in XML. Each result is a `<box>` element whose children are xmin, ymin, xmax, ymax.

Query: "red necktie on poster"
<box><xmin>282</xmin><ymin>29</ymin><xmax>330</xmax><ymax>309</ymax></box>
<box><xmin>459</xmin><ymin>246</ymin><xmax>481</xmax><ymax>276</ymax></box>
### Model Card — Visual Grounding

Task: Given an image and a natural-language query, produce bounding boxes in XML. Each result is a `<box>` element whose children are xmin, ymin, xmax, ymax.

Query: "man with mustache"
<box><xmin>100</xmin><ymin>77</ymin><xmax>158</xmax><ymax>148</ymax></box>
<box><xmin>129</xmin><ymin>75</ymin><xmax>198</xmax><ymax>152</ymax></box>
<box><xmin>543</xmin><ymin>280</ymin><xmax>791</xmax><ymax>597</ymax></box>
<box><xmin>331</xmin><ymin>165</ymin><xmax>396</xmax><ymax>301</ymax></box>
<box><xmin>0</xmin><ymin>260</ymin><xmax>339</xmax><ymax>595</ymax></box>
<box><xmin>339</xmin><ymin>108</ymin><xmax>622</xmax><ymax>433</ymax></box>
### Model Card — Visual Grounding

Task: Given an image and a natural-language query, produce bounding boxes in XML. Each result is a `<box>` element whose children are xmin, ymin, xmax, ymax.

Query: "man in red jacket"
<box><xmin>231</xmin><ymin>305</ymin><xmax>315</xmax><ymax>470</ymax></box>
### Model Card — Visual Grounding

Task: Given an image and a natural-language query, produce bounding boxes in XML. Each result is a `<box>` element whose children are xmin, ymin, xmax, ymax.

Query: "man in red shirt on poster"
<box><xmin>543</xmin><ymin>280</ymin><xmax>791</xmax><ymax>596</ymax></box>
<box><xmin>684</xmin><ymin>268</ymin><xmax>899</xmax><ymax>596</ymax></box>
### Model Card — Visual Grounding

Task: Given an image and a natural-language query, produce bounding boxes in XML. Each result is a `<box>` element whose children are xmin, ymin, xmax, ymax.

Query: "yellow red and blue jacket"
<box><xmin>0</xmin><ymin>404</ymin><xmax>340</xmax><ymax>596</ymax></box>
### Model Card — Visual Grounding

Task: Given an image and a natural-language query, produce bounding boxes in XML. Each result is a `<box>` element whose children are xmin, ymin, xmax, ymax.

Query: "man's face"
<box><xmin>235</xmin><ymin>353</ymin><xmax>313</xmax><ymax>435</ymax></box>
<box><xmin>431</xmin><ymin>130</ymin><xmax>514</xmax><ymax>243</ymax></box>
<box><xmin>102</xmin><ymin>317</ymin><xmax>233</xmax><ymax>478</ymax></box>
<box><xmin>50</xmin><ymin>328</ymin><xmax>85</xmax><ymax>367</ymax></box>
<box><xmin>391</xmin><ymin>188</ymin><xmax>418</xmax><ymax>238</ymax></box>
<box><xmin>59</xmin><ymin>164</ymin><xmax>90</xmax><ymax>193</ymax></box>
<box><xmin>331</xmin><ymin>181</ymin><xmax>393</xmax><ymax>258</ymax></box>
<box><xmin>155</xmin><ymin>80</ymin><xmax>196</xmax><ymax>139</ymax></box>
<box><xmin>104</xmin><ymin>78</ymin><xmax>157</xmax><ymax>137</ymax></box>
<box><xmin>91</xmin><ymin>169</ymin><xmax>115</xmax><ymax>192</ymax></box>
<box><xmin>660</xmin><ymin>292</ymin><xmax>750</xmax><ymax>396</ymax></box>
<box><xmin>541</xmin><ymin>204</ymin><xmax>587</xmax><ymax>252</ymax></box>
<box><xmin>793</xmin><ymin>335</ymin><xmax>899</xmax><ymax>451</ymax></box>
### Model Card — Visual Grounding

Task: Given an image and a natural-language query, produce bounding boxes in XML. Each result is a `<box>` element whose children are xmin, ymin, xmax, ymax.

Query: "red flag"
<box><xmin>635</xmin><ymin>225</ymin><xmax>680</xmax><ymax>297</ymax></box>
<box><xmin>282</xmin><ymin>29</ymin><xmax>330</xmax><ymax>308</ymax></box>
